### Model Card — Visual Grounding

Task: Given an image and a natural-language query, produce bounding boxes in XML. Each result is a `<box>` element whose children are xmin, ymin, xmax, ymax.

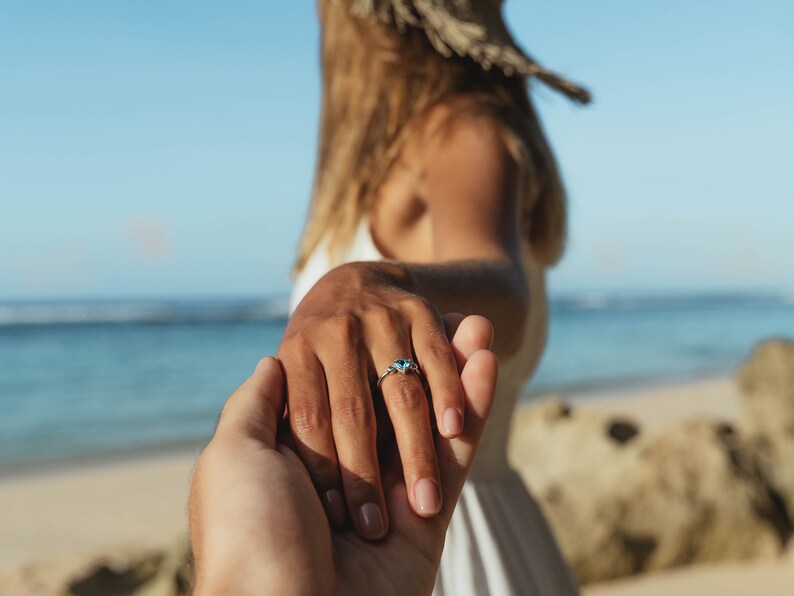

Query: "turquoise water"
<box><xmin>1</xmin><ymin>294</ymin><xmax>793</xmax><ymax>468</ymax></box>
<box><xmin>532</xmin><ymin>294</ymin><xmax>794</xmax><ymax>394</ymax></box>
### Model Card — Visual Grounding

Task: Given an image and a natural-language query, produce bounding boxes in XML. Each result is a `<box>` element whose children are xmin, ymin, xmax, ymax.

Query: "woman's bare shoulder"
<box><xmin>406</xmin><ymin>97</ymin><xmax>520</xmax><ymax>186</ymax></box>
<box><xmin>406</xmin><ymin>98</ymin><xmax>521</xmax><ymax>206</ymax></box>
<box><xmin>369</xmin><ymin>96</ymin><xmax>522</xmax><ymax>264</ymax></box>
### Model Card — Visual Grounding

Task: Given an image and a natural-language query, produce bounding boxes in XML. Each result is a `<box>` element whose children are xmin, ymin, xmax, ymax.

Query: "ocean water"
<box><xmin>1</xmin><ymin>293</ymin><xmax>793</xmax><ymax>468</ymax></box>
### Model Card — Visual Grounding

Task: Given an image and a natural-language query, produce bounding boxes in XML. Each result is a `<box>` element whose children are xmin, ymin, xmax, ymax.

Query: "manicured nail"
<box><xmin>443</xmin><ymin>408</ymin><xmax>462</xmax><ymax>436</ymax></box>
<box><xmin>414</xmin><ymin>478</ymin><xmax>441</xmax><ymax>516</ymax></box>
<box><xmin>323</xmin><ymin>490</ymin><xmax>345</xmax><ymax>525</ymax></box>
<box><xmin>359</xmin><ymin>502</ymin><xmax>385</xmax><ymax>539</ymax></box>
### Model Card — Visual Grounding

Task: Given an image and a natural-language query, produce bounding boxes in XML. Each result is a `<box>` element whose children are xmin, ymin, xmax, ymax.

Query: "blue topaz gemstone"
<box><xmin>376</xmin><ymin>358</ymin><xmax>422</xmax><ymax>389</ymax></box>
<box><xmin>394</xmin><ymin>359</ymin><xmax>414</xmax><ymax>372</ymax></box>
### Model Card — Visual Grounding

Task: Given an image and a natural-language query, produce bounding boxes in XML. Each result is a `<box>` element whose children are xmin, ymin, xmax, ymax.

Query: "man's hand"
<box><xmin>189</xmin><ymin>314</ymin><xmax>498</xmax><ymax>596</ymax></box>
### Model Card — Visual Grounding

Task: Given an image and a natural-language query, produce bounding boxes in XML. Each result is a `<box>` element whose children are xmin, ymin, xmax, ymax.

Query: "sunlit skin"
<box><xmin>189</xmin><ymin>315</ymin><xmax>498</xmax><ymax>595</ymax></box>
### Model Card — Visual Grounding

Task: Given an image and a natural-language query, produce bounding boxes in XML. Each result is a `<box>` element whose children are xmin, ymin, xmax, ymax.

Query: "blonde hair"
<box><xmin>294</xmin><ymin>1</ymin><xmax>569</xmax><ymax>273</ymax></box>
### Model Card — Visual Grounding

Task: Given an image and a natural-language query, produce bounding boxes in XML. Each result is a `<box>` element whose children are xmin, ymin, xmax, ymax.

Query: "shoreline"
<box><xmin>566</xmin><ymin>371</ymin><xmax>732</xmax><ymax>402</ymax></box>
<box><xmin>0</xmin><ymin>438</ymin><xmax>209</xmax><ymax>482</ymax></box>
<box><xmin>526</xmin><ymin>367</ymin><xmax>736</xmax><ymax>403</ymax></box>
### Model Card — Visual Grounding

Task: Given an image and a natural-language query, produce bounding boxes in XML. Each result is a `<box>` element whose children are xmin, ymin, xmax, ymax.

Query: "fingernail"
<box><xmin>359</xmin><ymin>502</ymin><xmax>385</xmax><ymax>539</ymax></box>
<box><xmin>323</xmin><ymin>489</ymin><xmax>345</xmax><ymax>525</ymax></box>
<box><xmin>443</xmin><ymin>408</ymin><xmax>462</xmax><ymax>436</ymax></box>
<box><xmin>414</xmin><ymin>478</ymin><xmax>440</xmax><ymax>515</ymax></box>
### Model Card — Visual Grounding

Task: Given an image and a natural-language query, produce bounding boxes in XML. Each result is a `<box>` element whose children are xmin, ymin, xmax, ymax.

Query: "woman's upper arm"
<box><xmin>417</xmin><ymin>113</ymin><xmax>524</xmax><ymax>265</ymax></box>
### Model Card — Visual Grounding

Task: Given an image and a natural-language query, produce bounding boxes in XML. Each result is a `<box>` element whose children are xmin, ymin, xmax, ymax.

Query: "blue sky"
<box><xmin>1</xmin><ymin>1</ymin><xmax>792</xmax><ymax>300</ymax></box>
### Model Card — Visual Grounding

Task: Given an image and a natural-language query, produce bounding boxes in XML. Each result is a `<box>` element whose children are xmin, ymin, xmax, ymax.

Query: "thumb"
<box><xmin>214</xmin><ymin>356</ymin><xmax>285</xmax><ymax>448</ymax></box>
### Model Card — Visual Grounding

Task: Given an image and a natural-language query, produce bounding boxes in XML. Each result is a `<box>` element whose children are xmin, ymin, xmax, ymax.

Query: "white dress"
<box><xmin>290</xmin><ymin>220</ymin><xmax>579</xmax><ymax>596</ymax></box>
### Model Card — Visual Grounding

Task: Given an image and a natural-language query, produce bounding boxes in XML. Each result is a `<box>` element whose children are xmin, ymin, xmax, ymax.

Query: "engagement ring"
<box><xmin>376</xmin><ymin>358</ymin><xmax>423</xmax><ymax>389</ymax></box>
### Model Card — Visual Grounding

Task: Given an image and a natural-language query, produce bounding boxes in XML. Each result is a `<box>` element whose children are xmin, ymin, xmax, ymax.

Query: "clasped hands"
<box><xmin>189</xmin><ymin>266</ymin><xmax>497</xmax><ymax>594</ymax></box>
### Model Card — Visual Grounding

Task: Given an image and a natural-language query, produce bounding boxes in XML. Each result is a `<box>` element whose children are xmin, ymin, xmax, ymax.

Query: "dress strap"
<box><xmin>289</xmin><ymin>217</ymin><xmax>385</xmax><ymax>313</ymax></box>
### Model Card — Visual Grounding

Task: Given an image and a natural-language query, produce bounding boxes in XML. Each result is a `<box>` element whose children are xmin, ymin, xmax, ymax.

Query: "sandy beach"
<box><xmin>1</xmin><ymin>375</ymin><xmax>791</xmax><ymax>594</ymax></box>
<box><xmin>0</xmin><ymin>451</ymin><xmax>199</xmax><ymax>571</ymax></box>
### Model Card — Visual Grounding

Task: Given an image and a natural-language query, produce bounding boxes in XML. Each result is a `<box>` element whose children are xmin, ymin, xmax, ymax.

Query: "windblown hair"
<box><xmin>294</xmin><ymin>1</ymin><xmax>570</xmax><ymax>273</ymax></box>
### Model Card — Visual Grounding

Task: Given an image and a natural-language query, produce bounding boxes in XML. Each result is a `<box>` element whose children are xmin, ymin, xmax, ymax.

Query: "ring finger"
<box><xmin>374</xmin><ymin>344</ymin><xmax>442</xmax><ymax>518</ymax></box>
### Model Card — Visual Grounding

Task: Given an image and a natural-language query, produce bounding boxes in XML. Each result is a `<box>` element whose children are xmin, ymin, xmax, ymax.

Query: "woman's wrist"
<box><xmin>335</xmin><ymin>260</ymin><xmax>421</xmax><ymax>296</ymax></box>
<box><xmin>359</xmin><ymin>258</ymin><xmax>528</xmax><ymax>359</ymax></box>
<box><xmin>326</xmin><ymin>257</ymin><xmax>528</xmax><ymax>359</ymax></box>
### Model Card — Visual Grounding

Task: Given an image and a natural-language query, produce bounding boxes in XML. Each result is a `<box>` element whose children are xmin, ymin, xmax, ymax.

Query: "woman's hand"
<box><xmin>277</xmin><ymin>262</ymin><xmax>474</xmax><ymax>540</ymax></box>
<box><xmin>189</xmin><ymin>315</ymin><xmax>498</xmax><ymax>596</ymax></box>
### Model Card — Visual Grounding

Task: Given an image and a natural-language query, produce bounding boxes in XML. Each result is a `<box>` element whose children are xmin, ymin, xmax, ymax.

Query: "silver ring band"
<box><xmin>376</xmin><ymin>358</ymin><xmax>423</xmax><ymax>389</ymax></box>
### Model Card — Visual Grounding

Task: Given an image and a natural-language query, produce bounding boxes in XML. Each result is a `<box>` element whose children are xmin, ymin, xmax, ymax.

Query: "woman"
<box><xmin>280</xmin><ymin>1</ymin><xmax>590</xmax><ymax>593</ymax></box>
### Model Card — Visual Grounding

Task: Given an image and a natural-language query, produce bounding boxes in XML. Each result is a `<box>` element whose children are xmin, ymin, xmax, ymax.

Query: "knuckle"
<box><xmin>290</xmin><ymin>399</ymin><xmax>330</xmax><ymax>437</ymax></box>
<box><xmin>367</xmin><ymin>305</ymin><xmax>400</xmax><ymax>330</ymax></box>
<box><xmin>423</xmin><ymin>338</ymin><xmax>453</xmax><ymax>365</ymax></box>
<box><xmin>421</xmin><ymin>315</ymin><xmax>448</xmax><ymax>339</ymax></box>
<box><xmin>333</xmin><ymin>395</ymin><xmax>375</xmax><ymax>430</ymax></box>
<box><xmin>280</xmin><ymin>330</ymin><xmax>314</xmax><ymax>359</ymax></box>
<box><xmin>327</xmin><ymin>313</ymin><xmax>361</xmax><ymax>343</ymax></box>
<box><xmin>401</xmin><ymin>295</ymin><xmax>432</xmax><ymax>317</ymax></box>
<box><xmin>388</xmin><ymin>380</ymin><xmax>426</xmax><ymax>411</ymax></box>
<box><xmin>403</xmin><ymin>297</ymin><xmax>445</xmax><ymax>333</ymax></box>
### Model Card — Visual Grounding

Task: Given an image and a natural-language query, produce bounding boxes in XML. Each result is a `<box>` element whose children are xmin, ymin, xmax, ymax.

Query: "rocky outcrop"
<box><xmin>738</xmin><ymin>340</ymin><xmax>794</xmax><ymax>517</ymax></box>
<box><xmin>508</xmin><ymin>398</ymin><xmax>645</xmax><ymax>582</ymax></box>
<box><xmin>508</xmin><ymin>395</ymin><xmax>791</xmax><ymax>584</ymax></box>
